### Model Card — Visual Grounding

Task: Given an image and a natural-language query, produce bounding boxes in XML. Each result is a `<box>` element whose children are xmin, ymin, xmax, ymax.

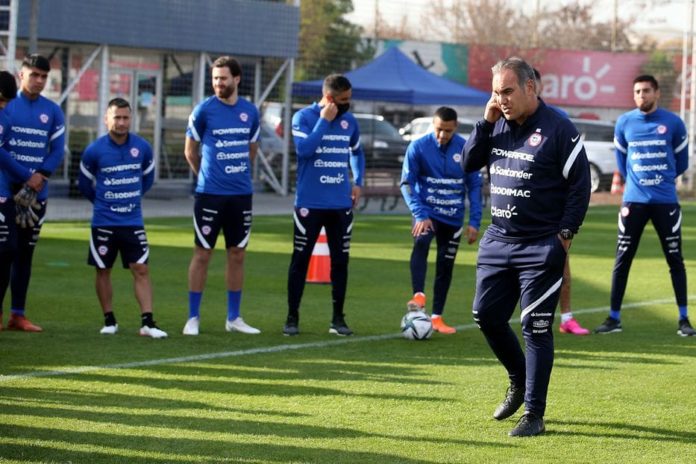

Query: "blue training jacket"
<box><xmin>187</xmin><ymin>96</ymin><xmax>259</xmax><ymax>196</ymax></box>
<box><xmin>463</xmin><ymin>101</ymin><xmax>591</xmax><ymax>242</ymax></box>
<box><xmin>401</xmin><ymin>132</ymin><xmax>482</xmax><ymax>229</ymax></box>
<box><xmin>291</xmin><ymin>103</ymin><xmax>365</xmax><ymax>209</ymax></box>
<box><xmin>78</xmin><ymin>133</ymin><xmax>154</xmax><ymax>227</ymax></box>
<box><xmin>614</xmin><ymin>107</ymin><xmax>688</xmax><ymax>204</ymax></box>
<box><xmin>0</xmin><ymin>111</ymin><xmax>33</xmax><ymax>197</ymax></box>
<box><xmin>1</xmin><ymin>91</ymin><xmax>65</xmax><ymax>200</ymax></box>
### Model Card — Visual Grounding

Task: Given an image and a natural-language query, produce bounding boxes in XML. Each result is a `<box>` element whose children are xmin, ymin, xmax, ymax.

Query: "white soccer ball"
<box><xmin>401</xmin><ymin>310</ymin><xmax>433</xmax><ymax>340</ymax></box>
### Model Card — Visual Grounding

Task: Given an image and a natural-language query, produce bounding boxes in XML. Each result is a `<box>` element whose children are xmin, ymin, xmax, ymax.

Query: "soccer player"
<box><xmin>0</xmin><ymin>55</ymin><xmax>65</xmax><ymax>332</ymax></box>
<box><xmin>78</xmin><ymin>97</ymin><xmax>167</xmax><ymax>338</ymax></box>
<box><xmin>533</xmin><ymin>68</ymin><xmax>589</xmax><ymax>336</ymax></box>
<box><xmin>182</xmin><ymin>56</ymin><xmax>260</xmax><ymax>336</ymax></box>
<box><xmin>595</xmin><ymin>75</ymin><xmax>694</xmax><ymax>336</ymax></box>
<box><xmin>0</xmin><ymin>71</ymin><xmax>47</xmax><ymax>332</ymax></box>
<box><xmin>463</xmin><ymin>57</ymin><xmax>591</xmax><ymax>437</ymax></box>
<box><xmin>400</xmin><ymin>106</ymin><xmax>482</xmax><ymax>334</ymax></box>
<box><xmin>283</xmin><ymin>74</ymin><xmax>365</xmax><ymax>336</ymax></box>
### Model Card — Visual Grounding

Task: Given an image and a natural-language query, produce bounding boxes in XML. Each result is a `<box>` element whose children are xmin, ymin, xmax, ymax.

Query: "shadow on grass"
<box><xmin>547</xmin><ymin>419</ymin><xmax>696</xmax><ymax>444</ymax></box>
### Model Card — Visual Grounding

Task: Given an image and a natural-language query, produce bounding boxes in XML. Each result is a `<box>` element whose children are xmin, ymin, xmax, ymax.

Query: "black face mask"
<box><xmin>335</xmin><ymin>103</ymin><xmax>350</xmax><ymax>117</ymax></box>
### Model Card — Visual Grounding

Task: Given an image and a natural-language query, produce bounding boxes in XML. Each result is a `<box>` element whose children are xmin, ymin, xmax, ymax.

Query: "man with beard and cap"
<box><xmin>182</xmin><ymin>56</ymin><xmax>261</xmax><ymax>336</ymax></box>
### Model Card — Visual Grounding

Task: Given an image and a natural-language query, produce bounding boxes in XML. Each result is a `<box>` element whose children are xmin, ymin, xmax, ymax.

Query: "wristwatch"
<box><xmin>559</xmin><ymin>229</ymin><xmax>574</xmax><ymax>240</ymax></box>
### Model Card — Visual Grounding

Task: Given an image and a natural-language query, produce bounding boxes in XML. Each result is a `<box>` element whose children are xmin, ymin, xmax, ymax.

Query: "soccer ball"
<box><xmin>401</xmin><ymin>310</ymin><xmax>433</xmax><ymax>340</ymax></box>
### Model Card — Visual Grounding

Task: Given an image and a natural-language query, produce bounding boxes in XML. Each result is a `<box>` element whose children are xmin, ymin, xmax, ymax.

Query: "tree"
<box><xmin>296</xmin><ymin>0</ymin><xmax>375</xmax><ymax>82</ymax></box>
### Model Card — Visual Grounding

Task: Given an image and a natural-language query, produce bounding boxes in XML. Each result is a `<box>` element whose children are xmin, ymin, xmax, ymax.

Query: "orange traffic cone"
<box><xmin>610</xmin><ymin>171</ymin><xmax>624</xmax><ymax>195</ymax></box>
<box><xmin>306</xmin><ymin>227</ymin><xmax>331</xmax><ymax>284</ymax></box>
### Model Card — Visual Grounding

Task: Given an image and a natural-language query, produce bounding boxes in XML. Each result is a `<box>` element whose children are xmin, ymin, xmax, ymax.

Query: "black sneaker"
<box><xmin>493</xmin><ymin>384</ymin><xmax>525</xmax><ymax>420</ymax></box>
<box><xmin>678</xmin><ymin>317</ymin><xmax>696</xmax><ymax>337</ymax></box>
<box><xmin>594</xmin><ymin>317</ymin><xmax>622</xmax><ymax>334</ymax></box>
<box><xmin>283</xmin><ymin>315</ymin><xmax>299</xmax><ymax>336</ymax></box>
<box><xmin>508</xmin><ymin>412</ymin><xmax>545</xmax><ymax>437</ymax></box>
<box><xmin>329</xmin><ymin>316</ymin><xmax>353</xmax><ymax>336</ymax></box>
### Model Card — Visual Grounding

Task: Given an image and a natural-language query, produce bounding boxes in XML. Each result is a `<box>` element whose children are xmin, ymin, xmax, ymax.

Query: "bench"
<box><xmin>359</xmin><ymin>168</ymin><xmax>402</xmax><ymax>211</ymax></box>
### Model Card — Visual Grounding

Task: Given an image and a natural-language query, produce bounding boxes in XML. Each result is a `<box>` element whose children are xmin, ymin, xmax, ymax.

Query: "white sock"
<box><xmin>561</xmin><ymin>312</ymin><xmax>573</xmax><ymax>323</ymax></box>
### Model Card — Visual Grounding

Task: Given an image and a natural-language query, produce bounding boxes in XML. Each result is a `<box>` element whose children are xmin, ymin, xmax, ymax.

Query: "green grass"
<box><xmin>1</xmin><ymin>204</ymin><xmax>696</xmax><ymax>463</ymax></box>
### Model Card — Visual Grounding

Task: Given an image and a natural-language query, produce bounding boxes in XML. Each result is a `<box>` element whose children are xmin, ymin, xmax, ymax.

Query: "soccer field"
<box><xmin>1</xmin><ymin>204</ymin><xmax>695</xmax><ymax>463</ymax></box>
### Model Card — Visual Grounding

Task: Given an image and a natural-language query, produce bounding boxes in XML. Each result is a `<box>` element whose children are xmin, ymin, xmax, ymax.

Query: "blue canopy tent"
<box><xmin>292</xmin><ymin>47</ymin><xmax>489</xmax><ymax>105</ymax></box>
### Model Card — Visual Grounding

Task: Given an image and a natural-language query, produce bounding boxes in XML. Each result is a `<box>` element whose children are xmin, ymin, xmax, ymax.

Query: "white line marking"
<box><xmin>0</xmin><ymin>296</ymin><xmax>688</xmax><ymax>383</ymax></box>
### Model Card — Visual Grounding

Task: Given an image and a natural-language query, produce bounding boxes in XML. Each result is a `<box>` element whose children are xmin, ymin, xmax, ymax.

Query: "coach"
<box><xmin>463</xmin><ymin>57</ymin><xmax>591</xmax><ymax>437</ymax></box>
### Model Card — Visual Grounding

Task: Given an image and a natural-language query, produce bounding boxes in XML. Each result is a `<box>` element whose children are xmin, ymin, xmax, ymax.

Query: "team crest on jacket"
<box><xmin>657</xmin><ymin>124</ymin><xmax>667</xmax><ymax>135</ymax></box>
<box><xmin>528</xmin><ymin>131</ymin><xmax>542</xmax><ymax>147</ymax></box>
<box><xmin>453</xmin><ymin>153</ymin><xmax>462</xmax><ymax>163</ymax></box>
<box><xmin>40</xmin><ymin>114</ymin><xmax>49</xmax><ymax>124</ymax></box>
<box><xmin>130</xmin><ymin>148</ymin><xmax>140</xmax><ymax>157</ymax></box>
<box><xmin>340</xmin><ymin>120</ymin><xmax>349</xmax><ymax>130</ymax></box>
<box><xmin>240</xmin><ymin>112</ymin><xmax>248</xmax><ymax>122</ymax></box>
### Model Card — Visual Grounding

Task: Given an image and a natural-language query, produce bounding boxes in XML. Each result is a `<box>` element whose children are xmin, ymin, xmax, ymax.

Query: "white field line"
<box><xmin>0</xmin><ymin>296</ymin><xmax>687</xmax><ymax>383</ymax></box>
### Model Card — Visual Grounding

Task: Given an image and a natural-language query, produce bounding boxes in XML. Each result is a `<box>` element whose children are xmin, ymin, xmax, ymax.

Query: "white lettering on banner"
<box><xmin>633</xmin><ymin>164</ymin><xmax>668</xmax><ymax>172</ymax></box>
<box><xmin>491</xmin><ymin>204</ymin><xmax>518</xmax><ymax>218</ymax></box>
<box><xmin>224</xmin><ymin>164</ymin><xmax>248</xmax><ymax>174</ymax></box>
<box><xmin>102</xmin><ymin>163</ymin><xmax>141</xmax><ymax>173</ymax></box>
<box><xmin>542</xmin><ymin>57</ymin><xmax>615</xmax><ymax>101</ymax></box>
<box><xmin>629</xmin><ymin>140</ymin><xmax>667</xmax><ymax>147</ymax></box>
<box><xmin>640</xmin><ymin>175</ymin><xmax>664</xmax><ymax>186</ymax></box>
<box><xmin>211</xmin><ymin>128</ymin><xmax>249</xmax><ymax>135</ymax></box>
<box><xmin>104</xmin><ymin>190</ymin><xmax>140</xmax><ymax>200</ymax></box>
<box><xmin>631</xmin><ymin>151</ymin><xmax>667</xmax><ymax>160</ymax></box>
<box><xmin>104</xmin><ymin>176</ymin><xmax>139</xmax><ymax>186</ymax></box>
<box><xmin>490</xmin><ymin>165</ymin><xmax>533</xmax><ymax>179</ymax></box>
<box><xmin>490</xmin><ymin>184</ymin><xmax>531</xmax><ymax>197</ymax></box>
<box><xmin>491</xmin><ymin>147</ymin><xmax>535</xmax><ymax>162</ymax></box>
<box><xmin>320</xmin><ymin>173</ymin><xmax>345</xmax><ymax>184</ymax></box>
<box><xmin>216</xmin><ymin>152</ymin><xmax>248</xmax><ymax>160</ymax></box>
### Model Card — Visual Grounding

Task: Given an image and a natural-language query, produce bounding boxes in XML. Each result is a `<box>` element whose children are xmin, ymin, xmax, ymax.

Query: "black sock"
<box><xmin>141</xmin><ymin>312</ymin><xmax>154</xmax><ymax>328</ymax></box>
<box><xmin>104</xmin><ymin>311</ymin><xmax>117</xmax><ymax>327</ymax></box>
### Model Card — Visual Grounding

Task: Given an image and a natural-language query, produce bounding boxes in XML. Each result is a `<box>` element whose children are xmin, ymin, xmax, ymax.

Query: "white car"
<box><xmin>399</xmin><ymin>116</ymin><xmax>478</xmax><ymax>142</ymax></box>
<box><xmin>570</xmin><ymin>119</ymin><xmax>616</xmax><ymax>193</ymax></box>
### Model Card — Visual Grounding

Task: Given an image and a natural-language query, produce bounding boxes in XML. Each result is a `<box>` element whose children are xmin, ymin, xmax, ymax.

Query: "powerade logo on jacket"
<box><xmin>187</xmin><ymin>96</ymin><xmax>259</xmax><ymax>195</ymax></box>
<box><xmin>291</xmin><ymin>103</ymin><xmax>364</xmax><ymax>209</ymax></box>
<box><xmin>615</xmin><ymin>108</ymin><xmax>688</xmax><ymax>204</ymax></box>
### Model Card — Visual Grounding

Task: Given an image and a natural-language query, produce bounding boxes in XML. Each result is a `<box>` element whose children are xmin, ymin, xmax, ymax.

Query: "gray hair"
<box><xmin>492</xmin><ymin>57</ymin><xmax>535</xmax><ymax>91</ymax></box>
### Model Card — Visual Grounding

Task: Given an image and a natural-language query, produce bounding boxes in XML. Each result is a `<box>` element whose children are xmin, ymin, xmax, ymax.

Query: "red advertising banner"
<box><xmin>468</xmin><ymin>45</ymin><xmax>649</xmax><ymax>109</ymax></box>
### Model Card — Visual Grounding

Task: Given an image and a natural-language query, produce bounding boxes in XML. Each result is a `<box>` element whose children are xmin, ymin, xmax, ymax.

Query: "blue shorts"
<box><xmin>193</xmin><ymin>193</ymin><xmax>252</xmax><ymax>249</ymax></box>
<box><xmin>88</xmin><ymin>226</ymin><xmax>149</xmax><ymax>269</ymax></box>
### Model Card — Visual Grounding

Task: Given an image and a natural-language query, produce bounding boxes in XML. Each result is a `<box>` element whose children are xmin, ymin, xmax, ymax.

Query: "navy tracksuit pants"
<box><xmin>472</xmin><ymin>233</ymin><xmax>566</xmax><ymax>418</ymax></box>
<box><xmin>611</xmin><ymin>202</ymin><xmax>687</xmax><ymax>311</ymax></box>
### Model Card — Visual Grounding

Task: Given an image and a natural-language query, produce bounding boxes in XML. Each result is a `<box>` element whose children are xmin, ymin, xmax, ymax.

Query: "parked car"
<box><xmin>353</xmin><ymin>113</ymin><xmax>410</xmax><ymax>169</ymax></box>
<box><xmin>570</xmin><ymin>118</ymin><xmax>616</xmax><ymax>193</ymax></box>
<box><xmin>399</xmin><ymin>116</ymin><xmax>478</xmax><ymax>142</ymax></box>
